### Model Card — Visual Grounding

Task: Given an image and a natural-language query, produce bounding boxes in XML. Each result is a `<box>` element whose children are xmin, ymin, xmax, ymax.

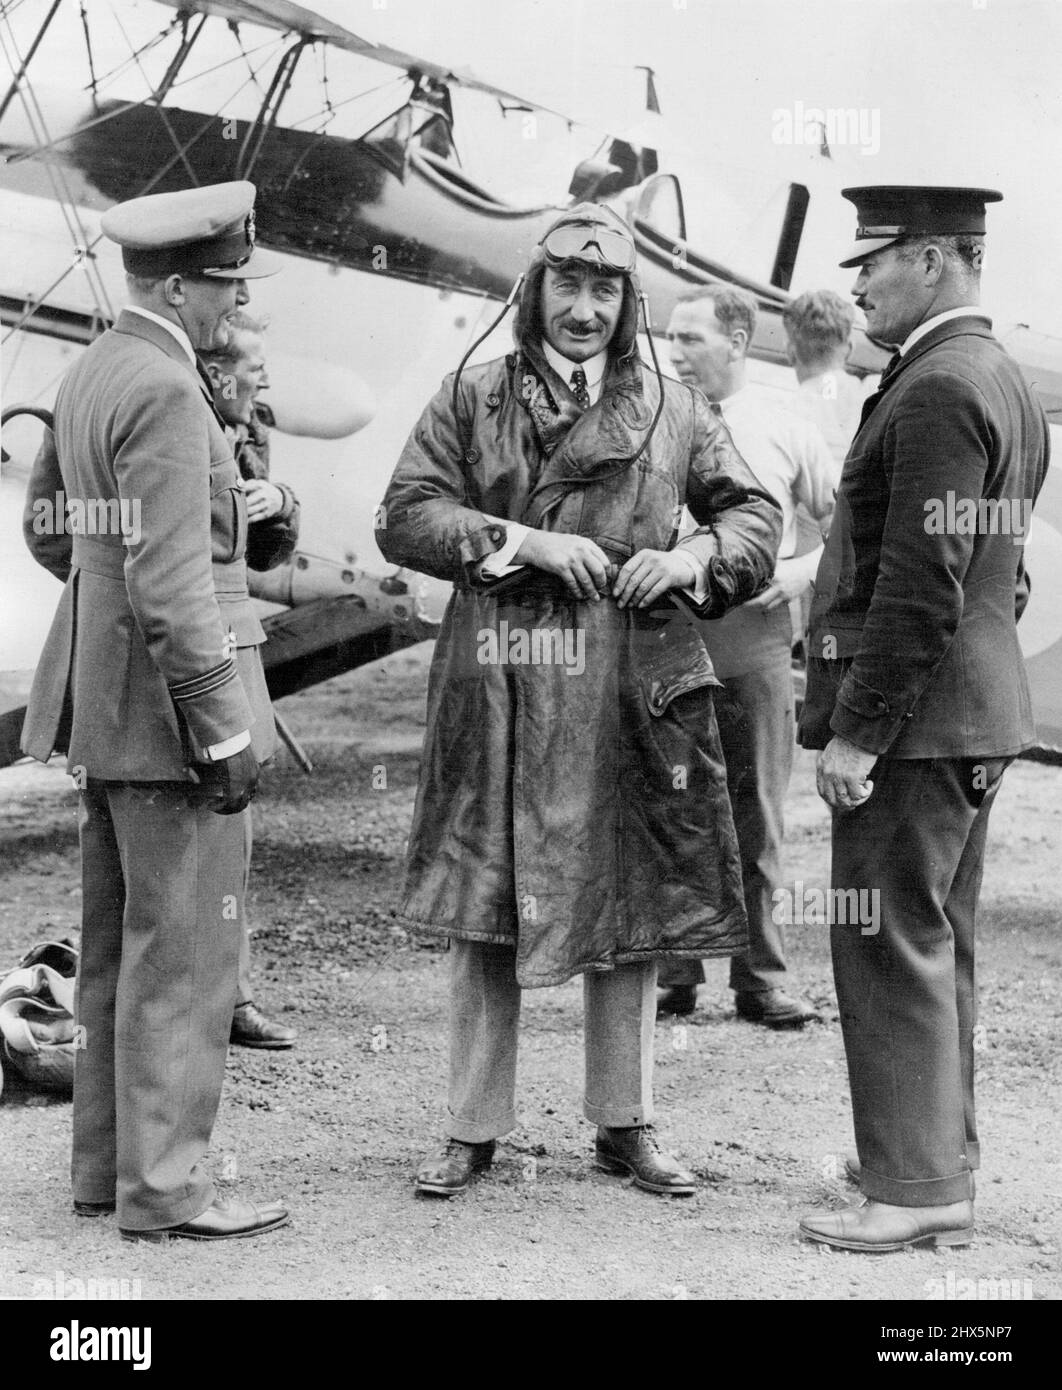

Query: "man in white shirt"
<box><xmin>658</xmin><ymin>285</ymin><xmax>839</xmax><ymax>1027</ymax></box>
<box><xmin>782</xmin><ymin>289</ymin><xmax>870</xmax><ymax>466</ymax></box>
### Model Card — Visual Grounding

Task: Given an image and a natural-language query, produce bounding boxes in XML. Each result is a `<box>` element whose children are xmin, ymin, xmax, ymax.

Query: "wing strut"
<box><xmin>0</xmin><ymin>0</ymin><xmax>62</xmax><ymax>125</ymax></box>
<box><xmin>236</xmin><ymin>35</ymin><xmax>310</xmax><ymax>178</ymax></box>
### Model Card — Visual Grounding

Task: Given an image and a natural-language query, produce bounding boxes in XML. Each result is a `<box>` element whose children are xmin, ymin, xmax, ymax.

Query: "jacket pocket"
<box><xmin>210</xmin><ymin>457</ymin><xmax>246</xmax><ymax>563</ymax></box>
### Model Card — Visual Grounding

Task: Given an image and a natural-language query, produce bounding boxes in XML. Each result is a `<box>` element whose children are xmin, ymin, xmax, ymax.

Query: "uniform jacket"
<box><xmin>379</xmin><ymin>256</ymin><xmax>782</xmax><ymax>987</ymax></box>
<box><xmin>21</xmin><ymin>310</ymin><xmax>276</xmax><ymax>779</ymax></box>
<box><xmin>798</xmin><ymin>315</ymin><xmax>1050</xmax><ymax>757</ymax></box>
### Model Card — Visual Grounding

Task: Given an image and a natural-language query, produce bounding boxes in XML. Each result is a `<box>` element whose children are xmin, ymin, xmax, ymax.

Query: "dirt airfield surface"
<box><xmin>1</xmin><ymin>642</ymin><xmax>1060</xmax><ymax>1302</ymax></box>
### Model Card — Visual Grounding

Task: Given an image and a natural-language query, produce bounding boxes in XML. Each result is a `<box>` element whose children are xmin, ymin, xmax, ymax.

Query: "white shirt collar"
<box><xmin>900</xmin><ymin>306</ymin><xmax>991</xmax><ymax>356</ymax></box>
<box><xmin>541</xmin><ymin>341</ymin><xmax>609</xmax><ymax>404</ymax></box>
<box><xmin>715</xmin><ymin>382</ymin><xmax>749</xmax><ymax>411</ymax></box>
<box><xmin>124</xmin><ymin>305</ymin><xmax>197</xmax><ymax>367</ymax></box>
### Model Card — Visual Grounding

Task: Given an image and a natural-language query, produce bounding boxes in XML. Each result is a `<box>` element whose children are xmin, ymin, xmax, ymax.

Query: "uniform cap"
<box><xmin>100</xmin><ymin>180</ymin><xmax>280</xmax><ymax>279</ymax></box>
<box><xmin>839</xmin><ymin>185</ymin><xmax>1002</xmax><ymax>268</ymax></box>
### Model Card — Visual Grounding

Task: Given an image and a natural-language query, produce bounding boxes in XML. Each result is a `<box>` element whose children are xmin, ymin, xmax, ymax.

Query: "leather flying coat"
<box><xmin>379</xmin><ymin>256</ymin><xmax>782</xmax><ymax>987</ymax></box>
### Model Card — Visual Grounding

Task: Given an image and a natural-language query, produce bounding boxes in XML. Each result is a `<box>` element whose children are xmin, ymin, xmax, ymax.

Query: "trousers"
<box><xmin>447</xmin><ymin>939</ymin><xmax>656</xmax><ymax>1142</ymax></box>
<box><xmin>830</xmin><ymin>755</ymin><xmax>1008</xmax><ymax>1206</ymax></box>
<box><xmin>74</xmin><ymin>781</ymin><xmax>245</xmax><ymax>1230</ymax></box>
<box><xmin>236</xmin><ymin>813</ymin><xmax>253</xmax><ymax>1007</ymax></box>
<box><xmin>659</xmin><ymin>643</ymin><xmax>793</xmax><ymax>994</ymax></box>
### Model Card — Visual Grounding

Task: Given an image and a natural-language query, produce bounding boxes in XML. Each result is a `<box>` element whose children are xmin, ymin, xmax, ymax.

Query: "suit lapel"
<box><xmin>113</xmin><ymin>310</ymin><xmax>228</xmax><ymax>430</ymax></box>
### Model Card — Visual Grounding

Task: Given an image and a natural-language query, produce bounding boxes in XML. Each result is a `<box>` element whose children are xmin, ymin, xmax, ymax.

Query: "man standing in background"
<box><xmin>203</xmin><ymin>312</ymin><xmax>299</xmax><ymax>1052</ymax></box>
<box><xmin>782</xmin><ymin>289</ymin><xmax>869</xmax><ymax>466</ymax></box>
<box><xmin>658</xmin><ymin>286</ymin><xmax>838</xmax><ymax>1028</ymax></box>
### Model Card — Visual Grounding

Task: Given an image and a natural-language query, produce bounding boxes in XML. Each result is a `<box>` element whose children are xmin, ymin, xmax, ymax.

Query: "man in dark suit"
<box><xmin>797</xmin><ymin>186</ymin><xmax>1050</xmax><ymax>1251</ymax></box>
<box><xmin>22</xmin><ymin>182</ymin><xmax>290</xmax><ymax>1242</ymax></box>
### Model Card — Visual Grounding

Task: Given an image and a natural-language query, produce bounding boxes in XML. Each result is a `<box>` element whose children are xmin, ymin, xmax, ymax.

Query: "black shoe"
<box><xmin>120</xmin><ymin>1197</ymin><xmax>289</xmax><ymax>1243</ymax></box>
<box><xmin>656</xmin><ymin>985</ymin><xmax>698</xmax><ymax>1018</ymax></box>
<box><xmin>415</xmin><ymin>1138</ymin><xmax>495</xmax><ymax>1196</ymax></box>
<box><xmin>231</xmin><ymin>1001</ymin><xmax>297</xmax><ymax>1050</ymax></box>
<box><xmin>595</xmin><ymin>1125</ymin><xmax>697</xmax><ymax>1195</ymax></box>
<box><xmin>735</xmin><ymin>988</ymin><xmax>819</xmax><ymax>1029</ymax></box>
<box><xmin>74</xmin><ymin>1199</ymin><xmax>115</xmax><ymax>1218</ymax></box>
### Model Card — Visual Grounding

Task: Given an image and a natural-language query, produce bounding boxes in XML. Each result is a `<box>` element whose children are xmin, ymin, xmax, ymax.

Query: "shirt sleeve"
<box><xmin>672</xmin><ymin>391</ymin><xmax>782</xmax><ymax>618</ymax></box>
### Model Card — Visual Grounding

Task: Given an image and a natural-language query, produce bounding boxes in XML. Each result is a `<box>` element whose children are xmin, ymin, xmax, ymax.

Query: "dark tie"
<box><xmin>877</xmin><ymin>350</ymin><xmax>903</xmax><ymax>388</ymax></box>
<box><xmin>570</xmin><ymin>368</ymin><xmax>591</xmax><ymax>411</ymax></box>
<box><xmin>709</xmin><ymin>400</ymin><xmax>724</xmax><ymax>418</ymax></box>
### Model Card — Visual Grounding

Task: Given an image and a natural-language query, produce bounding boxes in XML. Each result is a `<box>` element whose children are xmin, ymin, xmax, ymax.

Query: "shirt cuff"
<box><xmin>206</xmin><ymin>730</ymin><xmax>251</xmax><ymax>761</ymax></box>
<box><xmin>479</xmin><ymin>519</ymin><xmax>531</xmax><ymax>579</ymax></box>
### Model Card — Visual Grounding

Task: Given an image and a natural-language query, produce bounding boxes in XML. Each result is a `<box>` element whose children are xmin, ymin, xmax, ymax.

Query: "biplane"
<box><xmin>2</xmin><ymin>0</ymin><xmax>1061</xmax><ymax>766</ymax></box>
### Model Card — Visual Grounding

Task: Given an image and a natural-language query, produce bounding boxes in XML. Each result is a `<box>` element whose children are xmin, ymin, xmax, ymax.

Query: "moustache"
<box><xmin>561</xmin><ymin>319</ymin><xmax>604</xmax><ymax>333</ymax></box>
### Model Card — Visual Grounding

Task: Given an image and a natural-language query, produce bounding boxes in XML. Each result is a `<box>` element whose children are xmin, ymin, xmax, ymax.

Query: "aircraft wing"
<box><xmin>154</xmin><ymin>0</ymin><xmax>572</xmax><ymax>116</ymax></box>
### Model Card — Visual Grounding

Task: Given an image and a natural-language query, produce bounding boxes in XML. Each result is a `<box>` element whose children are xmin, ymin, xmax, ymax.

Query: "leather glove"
<box><xmin>192</xmin><ymin>745</ymin><xmax>260</xmax><ymax>815</ymax></box>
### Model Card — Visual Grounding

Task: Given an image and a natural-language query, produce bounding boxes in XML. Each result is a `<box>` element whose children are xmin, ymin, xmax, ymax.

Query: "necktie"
<box><xmin>877</xmin><ymin>350</ymin><xmax>903</xmax><ymax>389</ymax></box>
<box><xmin>709</xmin><ymin>400</ymin><xmax>724</xmax><ymax>418</ymax></box>
<box><xmin>570</xmin><ymin>368</ymin><xmax>591</xmax><ymax>411</ymax></box>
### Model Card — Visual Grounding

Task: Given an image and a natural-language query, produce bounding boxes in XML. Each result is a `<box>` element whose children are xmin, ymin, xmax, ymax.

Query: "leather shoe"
<box><xmin>844</xmin><ymin>1149</ymin><xmax>975</xmax><ymax>1197</ymax></box>
<box><xmin>415</xmin><ymin>1138</ymin><xmax>495</xmax><ymax>1195</ymax></box>
<box><xmin>656</xmin><ymin>985</ymin><xmax>697</xmax><ymax>1018</ymax></box>
<box><xmin>230</xmin><ymin>1001</ymin><xmax>296</xmax><ymax>1050</ymax></box>
<box><xmin>121</xmin><ymin>1197</ymin><xmax>289</xmax><ymax>1243</ymax></box>
<box><xmin>595</xmin><ymin>1125</ymin><xmax>696</xmax><ymax>1195</ymax></box>
<box><xmin>800</xmin><ymin>1197</ymin><xmax>974</xmax><ymax>1252</ymax></box>
<box><xmin>735</xmin><ymin>988</ymin><xmax>819</xmax><ymax>1028</ymax></box>
<box><xmin>74</xmin><ymin>1199</ymin><xmax>115</xmax><ymax>1217</ymax></box>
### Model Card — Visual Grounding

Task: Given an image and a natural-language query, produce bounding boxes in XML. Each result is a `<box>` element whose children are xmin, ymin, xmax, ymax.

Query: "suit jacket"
<box><xmin>21</xmin><ymin>310</ymin><xmax>276</xmax><ymax>779</ymax></box>
<box><xmin>798</xmin><ymin>314</ymin><xmax>1050</xmax><ymax>757</ymax></box>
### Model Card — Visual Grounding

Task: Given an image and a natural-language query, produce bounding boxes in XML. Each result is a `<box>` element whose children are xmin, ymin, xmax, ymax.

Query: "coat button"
<box><xmin>485</xmin><ymin>393</ymin><xmax>501</xmax><ymax>408</ymax></box>
<box><xmin>465</xmin><ymin>448</ymin><xmax>480</xmax><ymax>463</ymax></box>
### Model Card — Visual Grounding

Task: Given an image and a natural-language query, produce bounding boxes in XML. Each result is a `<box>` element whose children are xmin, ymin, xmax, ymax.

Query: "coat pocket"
<box><xmin>630</xmin><ymin>604</ymin><xmax>722</xmax><ymax>717</ymax></box>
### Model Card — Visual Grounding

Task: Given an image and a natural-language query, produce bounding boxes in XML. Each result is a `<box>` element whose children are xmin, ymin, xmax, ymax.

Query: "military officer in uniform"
<box><xmin>22</xmin><ymin>182</ymin><xmax>290</xmax><ymax>1242</ymax></box>
<box><xmin>797</xmin><ymin>187</ymin><xmax>1050</xmax><ymax>1251</ymax></box>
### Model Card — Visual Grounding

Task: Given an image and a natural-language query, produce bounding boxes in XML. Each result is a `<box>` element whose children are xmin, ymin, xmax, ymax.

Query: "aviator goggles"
<box><xmin>541</xmin><ymin>223</ymin><xmax>636</xmax><ymax>273</ymax></box>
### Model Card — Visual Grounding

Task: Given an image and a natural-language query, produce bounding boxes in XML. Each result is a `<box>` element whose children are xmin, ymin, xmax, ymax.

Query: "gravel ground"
<box><xmin>1</xmin><ymin>643</ymin><xmax>1060</xmax><ymax>1301</ymax></box>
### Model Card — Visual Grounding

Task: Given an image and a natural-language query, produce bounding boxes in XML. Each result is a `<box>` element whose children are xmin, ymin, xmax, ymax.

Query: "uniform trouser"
<box><xmin>447</xmin><ymin>939</ymin><xmax>657</xmax><ymax>1142</ymax></box>
<box><xmin>659</xmin><ymin>651</ymin><xmax>794</xmax><ymax>995</ymax></box>
<box><xmin>236</xmin><ymin>814</ymin><xmax>253</xmax><ymax>1008</ymax></box>
<box><xmin>830</xmin><ymin>755</ymin><xmax>1009</xmax><ymax>1207</ymax></box>
<box><xmin>74</xmin><ymin>781</ymin><xmax>246</xmax><ymax>1230</ymax></box>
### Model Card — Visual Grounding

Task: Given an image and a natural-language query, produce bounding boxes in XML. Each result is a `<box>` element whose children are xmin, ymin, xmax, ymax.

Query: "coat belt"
<box><xmin>71</xmin><ymin>534</ymin><xmax>250</xmax><ymax>594</ymax></box>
